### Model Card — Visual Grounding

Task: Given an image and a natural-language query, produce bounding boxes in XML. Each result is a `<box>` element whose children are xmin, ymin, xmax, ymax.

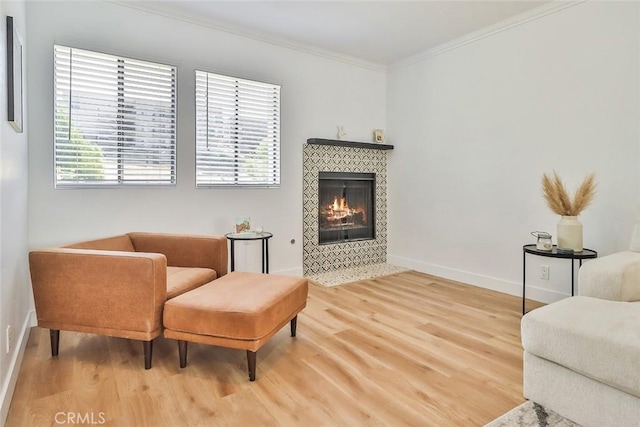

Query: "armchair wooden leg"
<box><xmin>178</xmin><ymin>340</ymin><xmax>188</xmax><ymax>368</ymax></box>
<box><xmin>50</xmin><ymin>329</ymin><xmax>60</xmax><ymax>357</ymax></box>
<box><xmin>290</xmin><ymin>316</ymin><xmax>298</xmax><ymax>337</ymax></box>
<box><xmin>143</xmin><ymin>340</ymin><xmax>153</xmax><ymax>370</ymax></box>
<box><xmin>247</xmin><ymin>350</ymin><xmax>257</xmax><ymax>381</ymax></box>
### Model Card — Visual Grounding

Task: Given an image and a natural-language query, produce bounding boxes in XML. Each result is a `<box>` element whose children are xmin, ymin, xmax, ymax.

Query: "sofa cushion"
<box><xmin>166</xmin><ymin>267</ymin><xmax>217</xmax><ymax>299</ymax></box>
<box><xmin>65</xmin><ymin>235</ymin><xmax>135</xmax><ymax>252</ymax></box>
<box><xmin>521</xmin><ymin>296</ymin><xmax>640</xmax><ymax>398</ymax></box>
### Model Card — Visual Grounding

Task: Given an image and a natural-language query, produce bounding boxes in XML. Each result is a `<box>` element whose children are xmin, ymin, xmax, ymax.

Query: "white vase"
<box><xmin>557</xmin><ymin>215</ymin><xmax>583</xmax><ymax>252</ymax></box>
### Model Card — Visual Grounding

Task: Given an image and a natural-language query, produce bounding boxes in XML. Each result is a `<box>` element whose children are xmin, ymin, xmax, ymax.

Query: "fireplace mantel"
<box><xmin>307</xmin><ymin>138</ymin><xmax>394</xmax><ymax>150</ymax></box>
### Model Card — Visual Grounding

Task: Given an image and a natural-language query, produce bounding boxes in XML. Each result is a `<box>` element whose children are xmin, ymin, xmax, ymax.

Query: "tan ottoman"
<box><xmin>163</xmin><ymin>271</ymin><xmax>308</xmax><ymax>381</ymax></box>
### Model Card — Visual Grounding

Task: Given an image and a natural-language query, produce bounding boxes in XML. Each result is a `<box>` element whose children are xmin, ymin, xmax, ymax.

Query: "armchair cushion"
<box><xmin>166</xmin><ymin>266</ymin><xmax>217</xmax><ymax>299</ymax></box>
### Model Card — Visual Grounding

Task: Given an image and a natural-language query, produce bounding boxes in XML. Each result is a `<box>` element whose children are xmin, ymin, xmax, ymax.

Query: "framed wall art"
<box><xmin>235</xmin><ymin>217</ymin><xmax>251</xmax><ymax>234</ymax></box>
<box><xmin>6</xmin><ymin>16</ymin><xmax>23</xmax><ymax>133</ymax></box>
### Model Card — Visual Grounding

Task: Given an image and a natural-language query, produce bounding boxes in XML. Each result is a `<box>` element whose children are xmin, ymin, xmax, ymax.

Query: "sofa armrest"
<box><xmin>29</xmin><ymin>248</ymin><xmax>167</xmax><ymax>338</ymax></box>
<box><xmin>578</xmin><ymin>251</ymin><xmax>640</xmax><ymax>301</ymax></box>
<box><xmin>127</xmin><ymin>232</ymin><xmax>228</xmax><ymax>277</ymax></box>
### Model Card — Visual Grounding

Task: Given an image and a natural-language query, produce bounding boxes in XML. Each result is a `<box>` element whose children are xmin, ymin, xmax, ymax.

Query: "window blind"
<box><xmin>54</xmin><ymin>45</ymin><xmax>177</xmax><ymax>187</ymax></box>
<box><xmin>195</xmin><ymin>70</ymin><xmax>281</xmax><ymax>188</ymax></box>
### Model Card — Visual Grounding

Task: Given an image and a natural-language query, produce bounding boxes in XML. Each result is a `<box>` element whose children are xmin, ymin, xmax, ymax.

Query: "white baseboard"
<box><xmin>271</xmin><ymin>266</ymin><xmax>304</xmax><ymax>276</ymax></box>
<box><xmin>388</xmin><ymin>255</ymin><xmax>569</xmax><ymax>305</ymax></box>
<box><xmin>1</xmin><ymin>310</ymin><xmax>34</xmax><ymax>425</ymax></box>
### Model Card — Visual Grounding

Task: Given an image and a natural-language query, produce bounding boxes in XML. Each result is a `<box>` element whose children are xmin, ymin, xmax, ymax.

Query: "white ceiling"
<box><xmin>125</xmin><ymin>1</ymin><xmax>547</xmax><ymax>66</ymax></box>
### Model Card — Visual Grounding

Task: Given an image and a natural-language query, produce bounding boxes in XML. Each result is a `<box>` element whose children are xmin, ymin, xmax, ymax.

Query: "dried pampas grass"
<box><xmin>542</xmin><ymin>171</ymin><xmax>596</xmax><ymax>216</ymax></box>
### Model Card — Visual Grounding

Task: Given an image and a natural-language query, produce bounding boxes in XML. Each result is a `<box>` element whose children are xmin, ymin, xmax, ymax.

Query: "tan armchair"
<box><xmin>29</xmin><ymin>232</ymin><xmax>228</xmax><ymax>369</ymax></box>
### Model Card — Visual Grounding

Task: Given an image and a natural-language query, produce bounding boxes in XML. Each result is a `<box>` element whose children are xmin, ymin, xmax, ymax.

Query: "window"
<box><xmin>54</xmin><ymin>45</ymin><xmax>176</xmax><ymax>187</ymax></box>
<box><xmin>195</xmin><ymin>70</ymin><xmax>280</xmax><ymax>187</ymax></box>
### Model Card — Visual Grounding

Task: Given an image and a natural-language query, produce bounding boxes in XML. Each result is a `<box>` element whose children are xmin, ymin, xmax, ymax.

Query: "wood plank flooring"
<box><xmin>6</xmin><ymin>271</ymin><xmax>542</xmax><ymax>426</ymax></box>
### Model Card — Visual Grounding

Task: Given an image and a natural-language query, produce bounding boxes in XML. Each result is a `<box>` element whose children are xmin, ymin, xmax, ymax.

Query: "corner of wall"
<box><xmin>0</xmin><ymin>311</ymin><xmax>34</xmax><ymax>426</ymax></box>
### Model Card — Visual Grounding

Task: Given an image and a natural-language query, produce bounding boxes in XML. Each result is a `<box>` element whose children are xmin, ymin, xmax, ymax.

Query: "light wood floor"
<box><xmin>6</xmin><ymin>271</ymin><xmax>542</xmax><ymax>426</ymax></box>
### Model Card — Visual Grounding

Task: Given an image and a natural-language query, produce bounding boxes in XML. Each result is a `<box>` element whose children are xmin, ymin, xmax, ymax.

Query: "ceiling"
<box><xmin>125</xmin><ymin>1</ymin><xmax>547</xmax><ymax>66</ymax></box>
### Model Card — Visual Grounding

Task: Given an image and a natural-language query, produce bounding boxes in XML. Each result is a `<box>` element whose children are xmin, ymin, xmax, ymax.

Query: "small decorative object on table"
<box><xmin>235</xmin><ymin>217</ymin><xmax>251</xmax><ymax>234</ymax></box>
<box><xmin>541</xmin><ymin>171</ymin><xmax>596</xmax><ymax>252</ymax></box>
<box><xmin>531</xmin><ymin>231</ymin><xmax>553</xmax><ymax>251</ymax></box>
<box><xmin>337</xmin><ymin>125</ymin><xmax>346</xmax><ymax>140</ymax></box>
<box><xmin>373</xmin><ymin>129</ymin><xmax>385</xmax><ymax>143</ymax></box>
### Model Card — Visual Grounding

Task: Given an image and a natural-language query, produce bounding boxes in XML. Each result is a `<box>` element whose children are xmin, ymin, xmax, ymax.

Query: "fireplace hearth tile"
<box><xmin>306</xmin><ymin>263</ymin><xmax>410</xmax><ymax>287</ymax></box>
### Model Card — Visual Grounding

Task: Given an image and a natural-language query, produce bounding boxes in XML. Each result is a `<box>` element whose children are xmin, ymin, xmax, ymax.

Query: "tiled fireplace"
<box><xmin>303</xmin><ymin>139</ymin><xmax>391</xmax><ymax>276</ymax></box>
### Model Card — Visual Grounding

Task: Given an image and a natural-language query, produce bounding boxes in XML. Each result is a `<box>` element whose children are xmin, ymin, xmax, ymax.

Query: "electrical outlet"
<box><xmin>6</xmin><ymin>325</ymin><xmax>11</xmax><ymax>354</ymax></box>
<box><xmin>540</xmin><ymin>265</ymin><xmax>550</xmax><ymax>280</ymax></box>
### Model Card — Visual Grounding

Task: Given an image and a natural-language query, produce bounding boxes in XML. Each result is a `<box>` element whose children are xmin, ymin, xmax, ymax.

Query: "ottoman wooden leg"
<box><xmin>178</xmin><ymin>340</ymin><xmax>188</xmax><ymax>368</ymax></box>
<box><xmin>290</xmin><ymin>316</ymin><xmax>298</xmax><ymax>337</ymax></box>
<box><xmin>50</xmin><ymin>329</ymin><xmax>60</xmax><ymax>357</ymax></box>
<box><xmin>247</xmin><ymin>350</ymin><xmax>257</xmax><ymax>381</ymax></box>
<box><xmin>143</xmin><ymin>340</ymin><xmax>153</xmax><ymax>370</ymax></box>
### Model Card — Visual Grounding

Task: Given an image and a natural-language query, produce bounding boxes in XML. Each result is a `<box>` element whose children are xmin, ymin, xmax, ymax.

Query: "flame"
<box><xmin>332</xmin><ymin>196</ymin><xmax>348</xmax><ymax>211</ymax></box>
<box><xmin>324</xmin><ymin>195</ymin><xmax>366</xmax><ymax>224</ymax></box>
<box><xmin>320</xmin><ymin>190</ymin><xmax>369</xmax><ymax>231</ymax></box>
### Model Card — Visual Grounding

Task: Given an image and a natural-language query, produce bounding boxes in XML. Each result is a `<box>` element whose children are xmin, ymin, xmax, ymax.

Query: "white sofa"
<box><xmin>521</xmin><ymin>250</ymin><xmax>640</xmax><ymax>427</ymax></box>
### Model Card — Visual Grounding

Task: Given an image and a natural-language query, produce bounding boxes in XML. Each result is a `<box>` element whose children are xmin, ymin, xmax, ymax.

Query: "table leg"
<box><xmin>265</xmin><ymin>238</ymin><xmax>269</xmax><ymax>274</ymax></box>
<box><xmin>577</xmin><ymin>259</ymin><xmax>583</xmax><ymax>295</ymax></box>
<box><xmin>522</xmin><ymin>250</ymin><xmax>526</xmax><ymax>315</ymax></box>
<box><xmin>261</xmin><ymin>238</ymin><xmax>265</xmax><ymax>274</ymax></box>
<box><xmin>230</xmin><ymin>240</ymin><xmax>235</xmax><ymax>272</ymax></box>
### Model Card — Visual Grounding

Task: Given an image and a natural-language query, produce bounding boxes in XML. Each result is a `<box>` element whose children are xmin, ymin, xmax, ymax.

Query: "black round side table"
<box><xmin>225</xmin><ymin>232</ymin><xmax>273</xmax><ymax>273</ymax></box>
<box><xmin>522</xmin><ymin>244</ymin><xmax>597</xmax><ymax>314</ymax></box>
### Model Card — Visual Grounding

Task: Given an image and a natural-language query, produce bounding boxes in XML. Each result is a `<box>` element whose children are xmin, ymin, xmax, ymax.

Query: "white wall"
<box><xmin>27</xmin><ymin>1</ymin><xmax>386</xmax><ymax>274</ymax></box>
<box><xmin>387</xmin><ymin>2</ymin><xmax>640</xmax><ymax>303</ymax></box>
<box><xmin>0</xmin><ymin>0</ymin><xmax>31</xmax><ymax>423</ymax></box>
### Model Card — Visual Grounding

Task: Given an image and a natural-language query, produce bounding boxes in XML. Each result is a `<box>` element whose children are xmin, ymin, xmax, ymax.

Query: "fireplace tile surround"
<box><xmin>303</xmin><ymin>141</ymin><xmax>390</xmax><ymax>276</ymax></box>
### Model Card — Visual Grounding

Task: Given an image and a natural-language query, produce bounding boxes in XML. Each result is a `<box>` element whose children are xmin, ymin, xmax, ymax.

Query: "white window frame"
<box><xmin>195</xmin><ymin>70</ymin><xmax>281</xmax><ymax>188</ymax></box>
<box><xmin>54</xmin><ymin>45</ymin><xmax>177</xmax><ymax>188</ymax></box>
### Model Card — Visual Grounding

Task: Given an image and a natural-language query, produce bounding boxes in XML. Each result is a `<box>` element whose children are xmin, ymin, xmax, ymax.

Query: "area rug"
<box><xmin>485</xmin><ymin>401</ymin><xmax>580</xmax><ymax>427</ymax></box>
<box><xmin>306</xmin><ymin>263</ymin><xmax>410</xmax><ymax>287</ymax></box>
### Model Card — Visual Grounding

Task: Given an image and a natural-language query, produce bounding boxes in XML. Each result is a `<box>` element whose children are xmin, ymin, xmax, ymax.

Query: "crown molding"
<box><xmin>106</xmin><ymin>1</ymin><xmax>585</xmax><ymax>75</ymax></box>
<box><xmin>390</xmin><ymin>0</ymin><xmax>586</xmax><ymax>72</ymax></box>
<box><xmin>107</xmin><ymin>1</ymin><xmax>387</xmax><ymax>73</ymax></box>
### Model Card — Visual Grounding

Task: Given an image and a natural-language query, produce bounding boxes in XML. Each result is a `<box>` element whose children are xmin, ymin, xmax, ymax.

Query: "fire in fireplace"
<box><xmin>318</xmin><ymin>172</ymin><xmax>375</xmax><ymax>244</ymax></box>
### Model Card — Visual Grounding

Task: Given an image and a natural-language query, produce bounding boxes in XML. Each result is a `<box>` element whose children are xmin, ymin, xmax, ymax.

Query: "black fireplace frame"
<box><xmin>318</xmin><ymin>171</ymin><xmax>376</xmax><ymax>245</ymax></box>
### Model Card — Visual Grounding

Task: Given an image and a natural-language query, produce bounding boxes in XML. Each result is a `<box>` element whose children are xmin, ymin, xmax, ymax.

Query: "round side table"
<box><xmin>225</xmin><ymin>232</ymin><xmax>273</xmax><ymax>273</ymax></box>
<box><xmin>522</xmin><ymin>244</ymin><xmax>597</xmax><ymax>314</ymax></box>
